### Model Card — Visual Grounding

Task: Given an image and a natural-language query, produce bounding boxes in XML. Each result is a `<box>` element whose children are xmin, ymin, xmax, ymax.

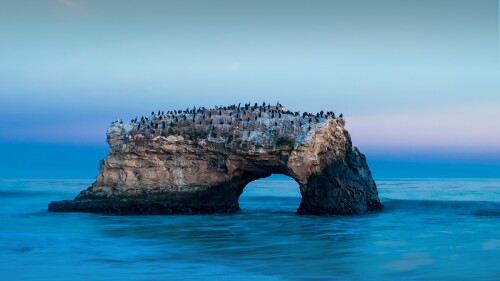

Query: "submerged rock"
<box><xmin>49</xmin><ymin>104</ymin><xmax>382</xmax><ymax>215</ymax></box>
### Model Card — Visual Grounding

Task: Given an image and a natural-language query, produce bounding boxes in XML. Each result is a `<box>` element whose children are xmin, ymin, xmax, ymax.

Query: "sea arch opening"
<box><xmin>237</xmin><ymin>174</ymin><xmax>302</xmax><ymax>213</ymax></box>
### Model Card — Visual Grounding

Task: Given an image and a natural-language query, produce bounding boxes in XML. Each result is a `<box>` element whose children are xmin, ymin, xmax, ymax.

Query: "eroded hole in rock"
<box><xmin>238</xmin><ymin>174</ymin><xmax>301</xmax><ymax>213</ymax></box>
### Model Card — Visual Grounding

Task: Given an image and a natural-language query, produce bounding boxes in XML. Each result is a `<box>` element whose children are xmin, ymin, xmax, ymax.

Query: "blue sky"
<box><xmin>0</xmin><ymin>0</ymin><xmax>499</xmax><ymax>178</ymax></box>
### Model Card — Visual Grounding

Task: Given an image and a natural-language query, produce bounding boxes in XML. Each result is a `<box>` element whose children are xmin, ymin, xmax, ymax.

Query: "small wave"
<box><xmin>382</xmin><ymin>199</ymin><xmax>500</xmax><ymax>217</ymax></box>
<box><xmin>0</xmin><ymin>190</ymin><xmax>54</xmax><ymax>198</ymax></box>
<box><xmin>473</xmin><ymin>210</ymin><xmax>500</xmax><ymax>217</ymax></box>
<box><xmin>86</xmin><ymin>258</ymin><xmax>130</xmax><ymax>264</ymax></box>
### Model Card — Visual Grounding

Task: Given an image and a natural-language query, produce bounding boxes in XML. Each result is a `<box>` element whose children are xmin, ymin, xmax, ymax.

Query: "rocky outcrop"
<box><xmin>49</xmin><ymin>104</ymin><xmax>382</xmax><ymax>215</ymax></box>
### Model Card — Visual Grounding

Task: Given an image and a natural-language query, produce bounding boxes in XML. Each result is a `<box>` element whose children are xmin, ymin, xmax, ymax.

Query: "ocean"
<box><xmin>0</xmin><ymin>178</ymin><xmax>499</xmax><ymax>280</ymax></box>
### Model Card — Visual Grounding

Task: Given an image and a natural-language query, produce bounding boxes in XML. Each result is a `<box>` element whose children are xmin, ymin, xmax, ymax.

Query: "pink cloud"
<box><xmin>346</xmin><ymin>105</ymin><xmax>500</xmax><ymax>155</ymax></box>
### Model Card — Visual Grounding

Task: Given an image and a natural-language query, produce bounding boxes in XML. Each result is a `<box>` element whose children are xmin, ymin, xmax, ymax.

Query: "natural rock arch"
<box><xmin>49</xmin><ymin>105</ymin><xmax>382</xmax><ymax>215</ymax></box>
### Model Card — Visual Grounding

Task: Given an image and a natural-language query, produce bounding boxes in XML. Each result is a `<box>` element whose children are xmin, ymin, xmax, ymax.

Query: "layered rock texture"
<box><xmin>49</xmin><ymin>104</ymin><xmax>382</xmax><ymax>215</ymax></box>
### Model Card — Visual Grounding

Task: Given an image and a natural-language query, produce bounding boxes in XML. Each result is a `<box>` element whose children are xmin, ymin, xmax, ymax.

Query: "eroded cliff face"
<box><xmin>49</xmin><ymin>110</ymin><xmax>381</xmax><ymax>215</ymax></box>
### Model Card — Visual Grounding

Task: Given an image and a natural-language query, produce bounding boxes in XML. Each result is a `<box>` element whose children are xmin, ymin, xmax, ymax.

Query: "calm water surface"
<box><xmin>0</xmin><ymin>178</ymin><xmax>499</xmax><ymax>280</ymax></box>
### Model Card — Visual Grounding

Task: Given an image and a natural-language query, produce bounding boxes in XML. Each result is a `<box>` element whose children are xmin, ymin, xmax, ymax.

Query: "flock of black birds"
<box><xmin>114</xmin><ymin>102</ymin><xmax>343</xmax><ymax>141</ymax></box>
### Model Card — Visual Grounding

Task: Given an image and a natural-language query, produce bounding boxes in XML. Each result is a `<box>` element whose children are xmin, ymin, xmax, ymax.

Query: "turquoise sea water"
<box><xmin>0</xmin><ymin>178</ymin><xmax>499</xmax><ymax>280</ymax></box>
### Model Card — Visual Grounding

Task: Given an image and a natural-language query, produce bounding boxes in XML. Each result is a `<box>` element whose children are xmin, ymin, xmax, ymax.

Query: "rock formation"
<box><xmin>49</xmin><ymin>103</ymin><xmax>382</xmax><ymax>215</ymax></box>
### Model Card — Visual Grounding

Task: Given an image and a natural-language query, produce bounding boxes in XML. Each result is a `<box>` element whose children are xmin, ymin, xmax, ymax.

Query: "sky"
<box><xmin>0</xmin><ymin>0</ymin><xmax>499</xmax><ymax>178</ymax></box>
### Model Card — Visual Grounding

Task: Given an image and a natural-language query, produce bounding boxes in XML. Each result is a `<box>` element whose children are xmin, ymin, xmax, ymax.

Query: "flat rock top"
<box><xmin>108</xmin><ymin>103</ymin><xmax>344</xmax><ymax>150</ymax></box>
